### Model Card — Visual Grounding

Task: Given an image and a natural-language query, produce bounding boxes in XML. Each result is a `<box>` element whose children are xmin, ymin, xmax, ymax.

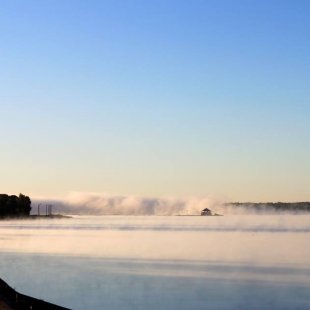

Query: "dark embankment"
<box><xmin>0</xmin><ymin>278</ymin><xmax>70</xmax><ymax>310</ymax></box>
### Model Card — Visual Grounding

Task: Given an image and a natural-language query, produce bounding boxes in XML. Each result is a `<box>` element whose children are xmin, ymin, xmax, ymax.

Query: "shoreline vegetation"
<box><xmin>0</xmin><ymin>194</ymin><xmax>31</xmax><ymax>217</ymax></box>
<box><xmin>225</xmin><ymin>202</ymin><xmax>310</xmax><ymax>212</ymax></box>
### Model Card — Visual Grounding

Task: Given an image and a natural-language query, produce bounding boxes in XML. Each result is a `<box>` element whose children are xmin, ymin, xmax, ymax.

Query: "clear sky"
<box><xmin>0</xmin><ymin>0</ymin><xmax>309</xmax><ymax>201</ymax></box>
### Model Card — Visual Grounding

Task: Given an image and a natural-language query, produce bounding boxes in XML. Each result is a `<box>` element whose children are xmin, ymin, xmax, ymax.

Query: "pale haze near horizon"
<box><xmin>0</xmin><ymin>1</ymin><xmax>309</xmax><ymax>202</ymax></box>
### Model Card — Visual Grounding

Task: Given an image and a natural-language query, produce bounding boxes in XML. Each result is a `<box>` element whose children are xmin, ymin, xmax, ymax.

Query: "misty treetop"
<box><xmin>0</xmin><ymin>194</ymin><xmax>31</xmax><ymax>217</ymax></box>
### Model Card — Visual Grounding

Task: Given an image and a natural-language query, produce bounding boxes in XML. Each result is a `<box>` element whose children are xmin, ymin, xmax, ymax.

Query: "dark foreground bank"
<box><xmin>0</xmin><ymin>278</ymin><xmax>71</xmax><ymax>310</ymax></box>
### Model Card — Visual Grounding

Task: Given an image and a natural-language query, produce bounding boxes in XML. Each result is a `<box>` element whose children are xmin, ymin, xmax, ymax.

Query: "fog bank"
<box><xmin>32</xmin><ymin>192</ymin><xmax>309</xmax><ymax>215</ymax></box>
<box><xmin>32</xmin><ymin>192</ymin><xmax>223</xmax><ymax>215</ymax></box>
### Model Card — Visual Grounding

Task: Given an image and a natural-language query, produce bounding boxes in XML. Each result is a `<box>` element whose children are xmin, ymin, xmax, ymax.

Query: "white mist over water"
<box><xmin>32</xmin><ymin>192</ymin><xmax>307</xmax><ymax>216</ymax></box>
<box><xmin>32</xmin><ymin>192</ymin><xmax>224</xmax><ymax>215</ymax></box>
<box><xmin>1</xmin><ymin>215</ymin><xmax>310</xmax><ymax>309</ymax></box>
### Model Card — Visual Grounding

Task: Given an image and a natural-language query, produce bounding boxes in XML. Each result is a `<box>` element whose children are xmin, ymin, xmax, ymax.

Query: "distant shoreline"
<box><xmin>0</xmin><ymin>214</ymin><xmax>71</xmax><ymax>220</ymax></box>
<box><xmin>225</xmin><ymin>202</ymin><xmax>310</xmax><ymax>212</ymax></box>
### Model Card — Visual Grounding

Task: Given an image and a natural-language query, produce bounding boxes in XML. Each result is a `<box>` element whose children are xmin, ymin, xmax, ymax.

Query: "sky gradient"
<box><xmin>1</xmin><ymin>0</ymin><xmax>309</xmax><ymax>201</ymax></box>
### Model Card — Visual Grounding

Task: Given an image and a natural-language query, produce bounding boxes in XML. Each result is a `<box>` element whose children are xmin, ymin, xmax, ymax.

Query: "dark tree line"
<box><xmin>0</xmin><ymin>194</ymin><xmax>31</xmax><ymax>217</ymax></box>
<box><xmin>226</xmin><ymin>202</ymin><xmax>310</xmax><ymax>212</ymax></box>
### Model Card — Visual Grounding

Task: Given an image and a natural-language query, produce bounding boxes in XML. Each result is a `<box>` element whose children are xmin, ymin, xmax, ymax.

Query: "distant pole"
<box><xmin>38</xmin><ymin>204</ymin><xmax>42</xmax><ymax>216</ymax></box>
<box><xmin>46</xmin><ymin>204</ymin><xmax>53</xmax><ymax>216</ymax></box>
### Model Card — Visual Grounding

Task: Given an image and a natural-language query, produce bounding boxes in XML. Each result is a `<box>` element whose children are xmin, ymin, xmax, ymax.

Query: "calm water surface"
<box><xmin>0</xmin><ymin>215</ymin><xmax>309</xmax><ymax>309</ymax></box>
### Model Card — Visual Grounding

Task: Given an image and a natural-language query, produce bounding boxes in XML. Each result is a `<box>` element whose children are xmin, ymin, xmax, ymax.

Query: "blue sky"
<box><xmin>1</xmin><ymin>0</ymin><xmax>309</xmax><ymax>201</ymax></box>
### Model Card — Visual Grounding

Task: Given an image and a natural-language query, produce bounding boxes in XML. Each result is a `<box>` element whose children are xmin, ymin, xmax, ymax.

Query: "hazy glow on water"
<box><xmin>0</xmin><ymin>215</ymin><xmax>310</xmax><ymax>309</ymax></box>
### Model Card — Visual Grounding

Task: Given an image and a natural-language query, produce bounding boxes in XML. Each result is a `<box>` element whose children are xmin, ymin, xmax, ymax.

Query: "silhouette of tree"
<box><xmin>0</xmin><ymin>193</ymin><xmax>31</xmax><ymax>217</ymax></box>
